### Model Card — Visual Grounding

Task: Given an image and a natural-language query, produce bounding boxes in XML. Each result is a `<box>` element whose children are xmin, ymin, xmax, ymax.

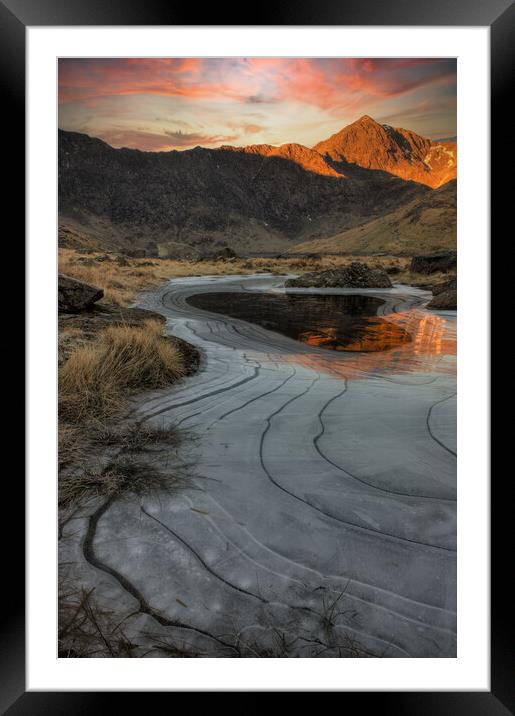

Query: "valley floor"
<box><xmin>59</xmin><ymin>274</ymin><xmax>457</xmax><ymax>658</ymax></box>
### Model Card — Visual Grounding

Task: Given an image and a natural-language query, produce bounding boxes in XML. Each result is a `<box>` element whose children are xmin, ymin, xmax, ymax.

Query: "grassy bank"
<box><xmin>60</xmin><ymin>319</ymin><xmax>184</xmax><ymax>422</ymax></box>
<box><xmin>58</xmin><ymin>307</ymin><xmax>198</xmax><ymax>510</ymax></box>
<box><xmin>60</xmin><ymin>247</ymin><xmax>444</xmax><ymax>308</ymax></box>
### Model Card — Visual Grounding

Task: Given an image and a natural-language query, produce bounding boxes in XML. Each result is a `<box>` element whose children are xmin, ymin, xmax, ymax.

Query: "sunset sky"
<box><xmin>58</xmin><ymin>58</ymin><xmax>457</xmax><ymax>151</ymax></box>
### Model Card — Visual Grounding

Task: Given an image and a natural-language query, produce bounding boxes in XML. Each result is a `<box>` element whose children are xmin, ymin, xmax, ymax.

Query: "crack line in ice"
<box><xmin>258</xmin><ymin>377</ymin><xmax>457</xmax><ymax>554</ymax></box>
<box><xmin>426</xmin><ymin>392</ymin><xmax>457</xmax><ymax>457</ymax></box>
<box><xmin>82</xmin><ymin>495</ymin><xmax>238</xmax><ymax>653</ymax></box>
<box><xmin>139</xmin><ymin>366</ymin><xmax>261</xmax><ymax>422</ymax></box>
<box><xmin>313</xmin><ymin>382</ymin><xmax>456</xmax><ymax>503</ymax></box>
<box><xmin>140</xmin><ymin>505</ymin><xmax>268</xmax><ymax>604</ymax></box>
<box><xmin>216</xmin><ymin>366</ymin><xmax>297</xmax><ymax>421</ymax></box>
<box><xmin>187</xmin><ymin>493</ymin><xmax>456</xmax><ymax>629</ymax></box>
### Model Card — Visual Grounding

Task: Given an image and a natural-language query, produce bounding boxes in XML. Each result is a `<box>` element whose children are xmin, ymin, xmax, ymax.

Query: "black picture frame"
<box><xmin>6</xmin><ymin>0</ymin><xmax>507</xmax><ymax>711</ymax></box>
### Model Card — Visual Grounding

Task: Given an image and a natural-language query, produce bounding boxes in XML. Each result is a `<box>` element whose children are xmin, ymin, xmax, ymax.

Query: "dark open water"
<box><xmin>186</xmin><ymin>292</ymin><xmax>411</xmax><ymax>352</ymax></box>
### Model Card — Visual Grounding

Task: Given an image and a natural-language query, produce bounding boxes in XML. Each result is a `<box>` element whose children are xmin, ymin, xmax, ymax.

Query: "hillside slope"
<box><xmin>290</xmin><ymin>180</ymin><xmax>457</xmax><ymax>255</ymax></box>
<box><xmin>58</xmin><ymin>129</ymin><xmax>427</xmax><ymax>254</ymax></box>
<box><xmin>58</xmin><ymin>116</ymin><xmax>456</xmax><ymax>256</ymax></box>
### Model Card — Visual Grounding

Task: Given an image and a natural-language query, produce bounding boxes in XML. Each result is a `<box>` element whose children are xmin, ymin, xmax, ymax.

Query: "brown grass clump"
<box><xmin>87</xmin><ymin>420</ymin><xmax>181</xmax><ymax>452</ymax></box>
<box><xmin>58</xmin><ymin>453</ymin><xmax>187</xmax><ymax>508</ymax></box>
<box><xmin>58</xmin><ymin>585</ymin><xmax>138</xmax><ymax>658</ymax></box>
<box><xmin>59</xmin><ymin>319</ymin><xmax>185</xmax><ymax>422</ymax></box>
<box><xmin>58</xmin><ymin>424</ymin><xmax>87</xmax><ymax>470</ymax></box>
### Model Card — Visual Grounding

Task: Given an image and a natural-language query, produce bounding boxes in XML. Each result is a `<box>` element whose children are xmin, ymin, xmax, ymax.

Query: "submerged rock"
<box><xmin>58</xmin><ymin>274</ymin><xmax>103</xmax><ymax>313</ymax></box>
<box><xmin>410</xmin><ymin>251</ymin><xmax>456</xmax><ymax>275</ymax></box>
<box><xmin>285</xmin><ymin>261</ymin><xmax>392</xmax><ymax>289</ymax></box>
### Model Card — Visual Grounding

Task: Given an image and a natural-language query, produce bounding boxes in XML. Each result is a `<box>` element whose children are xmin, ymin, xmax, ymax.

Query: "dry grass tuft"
<box><xmin>58</xmin><ymin>424</ymin><xmax>88</xmax><ymax>470</ymax></box>
<box><xmin>59</xmin><ymin>320</ymin><xmax>185</xmax><ymax>422</ymax></box>
<box><xmin>58</xmin><ymin>585</ymin><xmax>138</xmax><ymax>658</ymax></box>
<box><xmin>59</xmin><ymin>452</ymin><xmax>188</xmax><ymax>508</ymax></box>
<box><xmin>87</xmin><ymin>420</ymin><xmax>181</xmax><ymax>452</ymax></box>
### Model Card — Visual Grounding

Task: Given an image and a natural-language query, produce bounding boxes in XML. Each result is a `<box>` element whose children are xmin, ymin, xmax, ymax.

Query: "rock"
<box><xmin>157</xmin><ymin>242</ymin><xmax>201</xmax><ymax>260</ymax></box>
<box><xmin>212</xmin><ymin>247</ymin><xmax>238</xmax><ymax>261</ymax></box>
<box><xmin>125</xmin><ymin>248</ymin><xmax>146</xmax><ymax>259</ymax></box>
<box><xmin>76</xmin><ymin>257</ymin><xmax>96</xmax><ymax>266</ymax></box>
<box><xmin>427</xmin><ymin>289</ymin><xmax>456</xmax><ymax>310</ymax></box>
<box><xmin>432</xmin><ymin>276</ymin><xmax>457</xmax><ymax>295</ymax></box>
<box><xmin>58</xmin><ymin>274</ymin><xmax>104</xmax><ymax>313</ymax></box>
<box><xmin>145</xmin><ymin>243</ymin><xmax>159</xmax><ymax>258</ymax></box>
<box><xmin>196</xmin><ymin>246</ymin><xmax>239</xmax><ymax>262</ymax></box>
<box><xmin>115</xmin><ymin>255</ymin><xmax>129</xmax><ymax>266</ymax></box>
<box><xmin>285</xmin><ymin>261</ymin><xmax>392</xmax><ymax>289</ymax></box>
<box><xmin>58</xmin><ymin>332</ymin><xmax>88</xmax><ymax>366</ymax></box>
<box><xmin>410</xmin><ymin>251</ymin><xmax>457</xmax><ymax>274</ymax></box>
<box><xmin>205</xmin><ymin>246</ymin><xmax>238</xmax><ymax>261</ymax></box>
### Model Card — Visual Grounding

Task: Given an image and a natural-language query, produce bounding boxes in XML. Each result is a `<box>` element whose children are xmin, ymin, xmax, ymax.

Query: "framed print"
<box><xmin>6</xmin><ymin>0</ymin><xmax>507</xmax><ymax>709</ymax></box>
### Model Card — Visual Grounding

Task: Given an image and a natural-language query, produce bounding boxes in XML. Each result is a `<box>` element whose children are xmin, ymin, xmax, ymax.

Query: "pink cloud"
<box><xmin>58</xmin><ymin>58</ymin><xmax>456</xmax><ymax>150</ymax></box>
<box><xmin>97</xmin><ymin>128</ymin><xmax>239</xmax><ymax>151</ymax></box>
<box><xmin>59</xmin><ymin>58</ymin><xmax>455</xmax><ymax>107</ymax></box>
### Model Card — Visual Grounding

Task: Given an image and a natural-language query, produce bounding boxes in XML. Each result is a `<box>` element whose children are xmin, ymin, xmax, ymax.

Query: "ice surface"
<box><xmin>60</xmin><ymin>275</ymin><xmax>456</xmax><ymax>657</ymax></box>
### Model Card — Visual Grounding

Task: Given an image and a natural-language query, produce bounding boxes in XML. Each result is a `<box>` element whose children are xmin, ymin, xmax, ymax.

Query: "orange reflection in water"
<box><xmin>279</xmin><ymin>309</ymin><xmax>456</xmax><ymax>381</ymax></box>
<box><xmin>299</xmin><ymin>317</ymin><xmax>412</xmax><ymax>353</ymax></box>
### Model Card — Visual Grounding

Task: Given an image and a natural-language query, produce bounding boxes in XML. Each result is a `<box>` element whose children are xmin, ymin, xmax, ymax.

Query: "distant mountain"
<box><xmin>314</xmin><ymin>115</ymin><xmax>456</xmax><ymax>188</ymax></box>
<box><xmin>290</xmin><ymin>180</ymin><xmax>457</xmax><ymax>256</ymax></box>
<box><xmin>221</xmin><ymin>142</ymin><xmax>342</xmax><ymax>177</ymax></box>
<box><xmin>58</xmin><ymin>116</ymin><xmax>456</xmax><ymax>256</ymax></box>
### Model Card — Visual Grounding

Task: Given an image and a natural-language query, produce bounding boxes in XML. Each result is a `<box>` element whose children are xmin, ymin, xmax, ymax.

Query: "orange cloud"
<box><xmin>58</xmin><ymin>58</ymin><xmax>456</xmax><ymax>150</ymax></box>
<box><xmin>59</xmin><ymin>58</ymin><xmax>455</xmax><ymax>108</ymax></box>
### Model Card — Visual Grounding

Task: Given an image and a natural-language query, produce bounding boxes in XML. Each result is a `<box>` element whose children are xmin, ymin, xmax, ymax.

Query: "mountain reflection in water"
<box><xmin>186</xmin><ymin>290</ymin><xmax>456</xmax><ymax>378</ymax></box>
<box><xmin>286</xmin><ymin>308</ymin><xmax>456</xmax><ymax>379</ymax></box>
<box><xmin>186</xmin><ymin>292</ymin><xmax>411</xmax><ymax>352</ymax></box>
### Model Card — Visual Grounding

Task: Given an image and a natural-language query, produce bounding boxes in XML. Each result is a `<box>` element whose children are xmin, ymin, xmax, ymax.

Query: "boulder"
<box><xmin>145</xmin><ymin>243</ymin><xmax>159</xmax><ymax>258</ymax></box>
<box><xmin>410</xmin><ymin>251</ymin><xmax>457</xmax><ymax>274</ymax></box>
<box><xmin>196</xmin><ymin>246</ymin><xmax>239</xmax><ymax>262</ymax></box>
<box><xmin>211</xmin><ymin>246</ymin><xmax>238</xmax><ymax>261</ymax></box>
<box><xmin>427</xmin><ymin>289</ymin><xmax>457</xmax><ymax>310</ymax></box>
<box><xmin>285</xmin><ymin>261</ymin><xmax>392</xmax><ymax>289</ymax></box>
<box><xmin>157</xmin><ymin>242</ymin><xmax>201</xmax><ymax>260</ymax></box>
<box><xmin>125</xmin><ymin>248</ymin><xmax>146</xmax><ymax>259</ymax></box>
<box><xmin>432</xmin><ymin>276</ymin><xmax>457</xmax><ymax>295</ymax></box>
<box><xmin>385</xmin><ymin>265</ymin><xmax>401</xmax><ymax>275</ymax></box>
<box><xmin>76</xmin><ymin>257</ymin><xmax>96</xmax><ymax>266</ymax></box>
<box><xmin>58</xmin><ymin>274</ymin><xmax>103</xmax><ymax>313</ymax></box>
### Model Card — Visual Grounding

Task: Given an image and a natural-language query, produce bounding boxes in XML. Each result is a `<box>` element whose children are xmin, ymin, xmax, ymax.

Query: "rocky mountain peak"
<box><xmin>314</xmin><ymin>116</ymin><xmax>456</xmax><ymax>188</ymax></box>
<box><xmin>222</xmin><ymin>141</ymin><xmax>342</xmax><ymax>177</ymax></box>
